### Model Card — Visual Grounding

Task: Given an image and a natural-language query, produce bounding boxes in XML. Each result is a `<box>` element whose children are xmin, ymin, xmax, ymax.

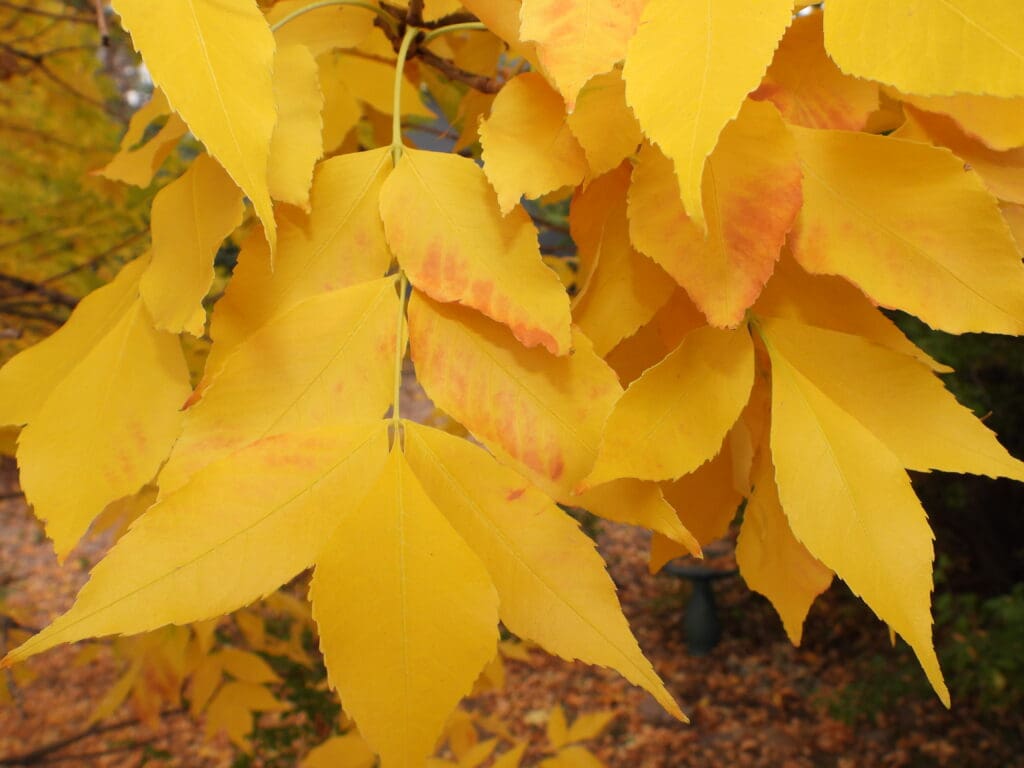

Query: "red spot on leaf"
<box><xmin>506</xmin><ymin>488</ymin><xmax>526</xmax><ymax>501</ymax></box>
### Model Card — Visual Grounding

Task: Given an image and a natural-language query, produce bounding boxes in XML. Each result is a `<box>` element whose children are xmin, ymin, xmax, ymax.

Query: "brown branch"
<box><xmin>405</xmin><ymin>0</ymin><xmax>424</xmax><ymax>25</ymax></box>
<box><xmin>0</xmin><ymin>273</ymin><xmax>78</xmax><ymax>308</ymax></box>
<box><xmin>416</xmin><ymin>47</ymin><xmax>503</xmax><ymax>93</ymax></box>
<box><xmin>0</xmin><ymin>1</ymin><xmax>93</xmax><ymax>24</ymax></box>
<box><xmin>40</xmin><ymin>228</ymin><xmax>148</xmax><ymax>285</ymax></box>
<box><xmin>0</xmin><ymin>709</ymin><xmax>185</xmax><ymax>766</ymax></box>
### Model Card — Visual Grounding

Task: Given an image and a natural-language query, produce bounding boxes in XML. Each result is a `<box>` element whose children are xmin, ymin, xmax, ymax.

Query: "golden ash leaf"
<box><xmin>825</xmin><ymin>0</ymin><xmax>1024</xmax><ymax>98</ymax></box>
<box><xmin>380</xmin><ymin>148</ymin><xmax>572</xmax><ymax>355</ymax></box>
<box><xmin>628</xmin><ymin>100</ymin><xmax>802</xmax><ymax>327</ymax></box>
<box><xmin>311</xmin><ymin>447</ymin><xmax>499</xmax><ymax>768</ymax></box>
<box><xmin>479</xmin><ymin>72</ymin><xmax>588</xmax><ymax>214</ymax></box>
<box><xmin>623</xmin><ymin>0</ymin><xmax>793</xmax><ymax>229</ymax></box>
<box><xmin>111</xmin><ymin>0</ymin><xmax>278</xmax><ymax>249</ymax></box>
<box><xmin>140</xmin><ymin>154</ymin><xmax>244</xmax><ymax>336</ymax></box>
<box><xmin>790</xmin><ymin>126</ymin><xmax>1024</xmax><ymax>335</ymax></box>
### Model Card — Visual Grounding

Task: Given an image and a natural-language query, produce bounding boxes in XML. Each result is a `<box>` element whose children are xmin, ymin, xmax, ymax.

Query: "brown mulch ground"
<box><xmin>2</xmin><ymin>418</ymin><xmax>1023</xmax><ymax>767</ymax></box>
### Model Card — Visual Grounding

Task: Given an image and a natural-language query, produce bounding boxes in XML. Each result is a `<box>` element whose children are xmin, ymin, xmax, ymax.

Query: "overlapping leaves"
<box><xmin>3</xmin><ymin>1</ymin><xmax>1024</xmax><ymax>765</ymax></box>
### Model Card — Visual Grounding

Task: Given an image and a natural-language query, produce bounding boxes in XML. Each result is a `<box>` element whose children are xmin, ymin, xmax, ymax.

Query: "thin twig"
<box><xmin>0</xmin><ymin>709</ymin><xmax>184</xmax><ymax>766</ymax></box>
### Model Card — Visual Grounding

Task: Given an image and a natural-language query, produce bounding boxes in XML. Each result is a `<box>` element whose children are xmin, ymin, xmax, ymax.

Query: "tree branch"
<box><xmin>0</xmin><ymin>709</ymin><xmax>185</xmax><ymax>766</ymax></box>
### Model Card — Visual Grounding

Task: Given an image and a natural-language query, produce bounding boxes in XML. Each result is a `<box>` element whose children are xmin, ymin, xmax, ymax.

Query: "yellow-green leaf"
<box><xmin>735</xmin><ymin>455</ymin><xmax>833</xmax><ymax>645</ymax></box>
<box><xmin>628</xmin><ymin>100</ymin><xmax>802</xmax><ymax>327</ymax></box>
<box><xmin>380</xmin><ymin>148</ymin><xmax>571</xmax><ymax>355</ymax></box>
<box><xmin>268</xmin><ymin>44</ymin><xmax>324</xmax><ymax>210</ymax></box>
<box><xmin>759</xmin><ymin>318</ymin><xmax>1024</xmax><ymax>482</ymax></box>
<box><xmin>160</xmin><ymin>278</ymin><xmax>398</xmax><ymax>493</ymax></box>
<box><xmin>111</xmin><ymin>0</ymin><xmax>278</xmax><ymax>249</ymax></box>
<box><xmin>790</xmin><ymin>127</ymin><xmax>1024</xmax><ymax>335</ymax></box>
<box><xmin>519</xmin><ymin>0</ymin><xmax>643</xmax><ymax>110</ymax></box>
<box><xmin>623</xmin><ymin>0</ymin><xmax>793</xmax><ymax>228</ymax></box>
<box><xmin>479</xmin><ymin>72</ymin><xmax>588</xmax><ymax>214</ymax></box>
<box><xmin>140</xmin><ymin>154</ymin><xmax>244</xmax><ymax>336</ymax></box>
<box><xmin>403</xmin><ymin>423</ymin><xmax>684</xmax><ymax>720</ymax></box>
<box><xmin>206</xmin><ymin>147</ymin><xmax>393</xmax><ymax>374</ymax></box>
<box><xmin>3</xmin><ymin>424</ymin><xmax>387</xmax><ymax>665</ymax></box>
<box><xmin>762</xmin><ymin>325</ymin><xmax>950</xmax><ymax>705</ymax></box>
<box><xmin>824</xmin><ymin>0</ymin><xmax>1024</xmax><ymax>98</ymax></box>
<box><xmin>311</xmin><ymin>448</ymin><xmax>499</xmax><ymax>768</ymax></box>
<box><xmin>588</xmin><ymin>325</ymin><xmax>754</xmax><ymax>485</ymax></box>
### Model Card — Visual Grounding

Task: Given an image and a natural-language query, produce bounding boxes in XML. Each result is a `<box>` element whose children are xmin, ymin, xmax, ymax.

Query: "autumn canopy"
<box><xmin>2</xmin><ymin>1</ymin><xmax>1024</xmax><ymax>766</ymax></box>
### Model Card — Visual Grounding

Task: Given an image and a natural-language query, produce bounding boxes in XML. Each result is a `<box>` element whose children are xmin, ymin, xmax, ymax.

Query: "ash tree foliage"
<box><xmin>2</xmin><ymin>0</ymin><xmax>1024</xmax><ymax>765</ymax></box>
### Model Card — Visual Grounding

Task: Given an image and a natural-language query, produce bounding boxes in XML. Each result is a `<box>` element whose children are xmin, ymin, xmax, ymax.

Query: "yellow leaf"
<box><xmin>219</xmin><ymin>648</ymin><xmax>279</xmax><ymax>684</ymax></box>
<box><xmin>461</xmin><ymin>0</ymin><xmax>538</xmax><ymax>63</ymax></box>
<box><xmin>457</xmin><ymin>738</ymin><xmax>498</xmax><ymax>768</ymax></box>
<box><xmin>1005</xmin><ymin>203</ymin><xmax>1024</xmax><ymax>247</ymax></box>
<box><xmin>492</xmin><ymin>745</ymin><xmax>527</xmax><ymax>768</ymax></box>
<box><xmin>540</xmin><ymin>745</ymin><xmax>605</xmax><ymax>768</ymax></box>
<box><xmin>628</xmin><ymin>100</ymin><xmax>802</xmax><ymax>327</ymax></box>
<box><xmin>519</xmin><ymin>0</ymin><xmax>643</xmax><ymax>110</ymax></box>
<box><xmin>761</xmin><ymin>325</ymin><xmax>950</xmax><ymax>706</ymax></box>
<box><xmin>3</xmin><ymin>424</ymin><xmax>388</xmax><ymax>665</ymax></box>
<box><xmin>547</xmin><ymin>704</ymin><xmax>569</xmax><ymax>749</ymax></box>
<box><xmin>100</xmin><ymin>91</ymin><xmax>188</xmax><ymax>187</ymax></box>
<box><xmin>753</xmin><ymin>255</ymin><xmax>951</xmax><ymax>374</ymax></box>
<box><xmin>735</xmin><ymin>455</ymin><xmax>833</xmax><ymax>645</ymax></box>
<box><xmin>753</xmin><ymin>11</ymin><xmax>878</xmax><ymax>131</ymax></box>
<box><xmin>566</xmin><ymin>70</ymin><xmax>643</xmax><ymax>179</ymax></box>
<box><xmin>0</xmin><ymin>257</ymin><xmax>149</xmax><ymax>427</ymax></box>
<box><xmin>140</xmin><ymin>154</ymin><xmax>244</xmax><ymax>336</ymax></box>
<box><xmin>404</xmin><ymin>424</ymin><xmax>684</xmax><ymax>721</ymax></box>
<box><xmin>310</xmin><ymin>448</ymin><xmax>499</xmax><ymax>768</ymax></box>
<box><xmin>653</xmin><ymin>433</ymin><xmax>746</xmax><ymax>569</ymax></box>
<box><xmin>589</xmin><ymin>325</ymin><xmax>754</xmax><ymax>485</ymax></box>
<box><xmin>268</xmin><ymin>0</ymin><xmax>375</xmax><ymax>55</ymax></box>
<box><xmin>894</xmin><ymin>107</ymin><xmax>1024</xmax><ymax>206</ymax></box>
<box><xmin>571</xmin><ymin>163</ymin><xmax>675</xmax><ymax>357</ymax></box>
<box><xmin>111</xmin><ymin>0</ymin><xmax>278</xmax><ymax>250</ymax></box>
<box><xmin>160</xmin><ymin>278</ymin><xmax>398</xmax><ymax>493</ymax></box>
<box><xmin>790</xmin><ymin>127</ymin><xmax>1024</xmax><ymax>335</ymax></box>
<box><xmin>479</xmin><ymin>72</ymin><xmax>588</xmax><ymax>214</ymax></box>
<box><xmin>759</xmin><ymin>318</ymin><xmax>1024</xmax><ymax>482</ymax></box>
<box><xmin>205</xmin><ymin>681</ymin><xmax>286</xmax><ymax>750</ymax></box>
<box><xmin>572</xmin><ymin>482</ymin><xmax>700</xmax><ymax>555</ymax></box>
<box><xmin>623</xmin><ymin>0</ymin><xmax>793</xmax><ymax>228</ymax></box>
<box><xmin>894</xmin><ymin>92</ymin><xmax>1024</xmax><ymax>153</ymax></box>
<box><xmin>380</xmin><ymin>148</ymin><xmax>572</xmax><ymax>355</ymax></box>
<box><xmin>15</xmin><ymin>293</ymin><xmax>190</xmax><ymax>555</ymax></box>
<box><xmin>824</xmin><ymin>0</ymin><xmax>1024</xmax><ymax>98</ymax></box>
<box><xmin>188</xmin><ymin>654</ymin><xmax>223</xmax><ymax>716</ymax></box>
<box><xmin>206</xmin><ymin>148</ymin><xmax>393</xmax><ymax>375</ymax></box>
<box><xmin>318</xmin><ymin>54</ymin><xmax>363</xmax><ymax>152</ymax></box>
<box><xmin>269</xmin><ymin>44</ymin><xmax>324</xmax><ymax>210</ymax></box>
<box><xmin>565</xmin><ymin>710</ymin><xmax>616</xmax><ymax>744</ymax></box>
<box><xmin>303</xmin><ymin>733</ymin><xmax>377</xmax><ymax>768</ymax></box>
<box><xmin>408</xmin><ymin>291</ymin><xmax>607</xmax><ymax>495</ymax></box>
<box><xmin>331</xmin><ymin>52</ymin><xmax>434</xmax><ymax>120</ymax></box>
